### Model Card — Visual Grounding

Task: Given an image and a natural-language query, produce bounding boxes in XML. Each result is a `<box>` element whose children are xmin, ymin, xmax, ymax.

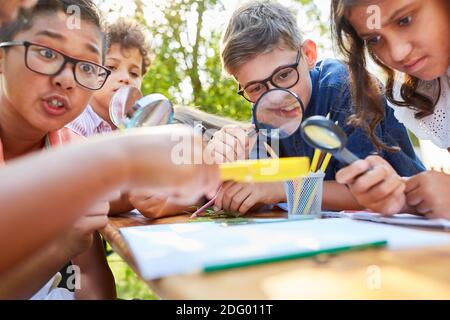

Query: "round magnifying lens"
<box><xmin>109</xmin><ymin>86</ymin><xmax>143</xmax><ymax>128</ymax></box>
<box><xmin>301</xmin><ymin>115</ymin><xmax>360</xmax><ymax>165</ymax></box>
<box><xmin>126</xmin><ymin>93</ymin><xmax>174</xmax><ymax>128</ymax></box>
<box><xmin>252</xmin><ymin>88</ymin><xmax>305</xmax><ymax>139</ymax></box>
<box><xmin>303</xmin><ymin>124</ymin><xmax>342</xmax><ymax>151</ymax></box>
<box><xmin>109</xmin><ymin>86</ymin><xmax>174</xmax><ymax>129</ymax></box>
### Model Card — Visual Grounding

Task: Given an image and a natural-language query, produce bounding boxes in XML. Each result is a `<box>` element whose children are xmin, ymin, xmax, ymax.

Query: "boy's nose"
<box><xmin>389</xmin><ymin>39</ymin><xmax>413</xmax><ymax>64</ymax></box>
<box><xmin>52</xmin><ymin>65</ymin><xmax>75</xmax><ymax>91</ymax></box>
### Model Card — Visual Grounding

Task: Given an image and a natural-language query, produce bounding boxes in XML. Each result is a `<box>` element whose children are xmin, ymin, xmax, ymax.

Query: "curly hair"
<box><xmin>106</xmin><ymin>18</ymin><xmax>152</xmax><ymax>75</ymax></box>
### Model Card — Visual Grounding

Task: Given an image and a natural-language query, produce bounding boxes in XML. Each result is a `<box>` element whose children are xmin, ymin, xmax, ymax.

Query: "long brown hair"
<box><xmin>331</xmin><ymin>0</ymin><xmax>438</xmax><ymax>151</ymax></box>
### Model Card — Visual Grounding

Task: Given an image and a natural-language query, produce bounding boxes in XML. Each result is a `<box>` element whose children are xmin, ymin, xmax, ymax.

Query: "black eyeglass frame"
<box><xmin>237</xmin><ymin>50</ymin><xmax>301</xmax><ymax>103</ymax></box>
<box><xmin>0</xmin><ymin>40</ymin><xmax>111</xmax><ymax>91</ymax></box>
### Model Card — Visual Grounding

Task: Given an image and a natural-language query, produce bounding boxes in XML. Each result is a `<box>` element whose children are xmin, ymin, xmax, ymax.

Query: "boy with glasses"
<box><xmin>207</xmin><ymin>0</ymin><xmax>424</xmax><ymax>214</ymax></box>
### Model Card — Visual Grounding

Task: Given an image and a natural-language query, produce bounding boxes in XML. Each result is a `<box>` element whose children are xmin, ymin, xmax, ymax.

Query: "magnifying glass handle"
<box><xmin>334</xmin><ymin>148</ymin><xmax>360</xmax><ymax>166</ymax></box>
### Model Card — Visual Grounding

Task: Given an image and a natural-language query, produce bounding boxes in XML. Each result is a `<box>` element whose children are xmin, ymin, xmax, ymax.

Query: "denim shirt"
<box><xmin>268</xmin><ymin>59</ymin><xmax>425</xmax><ymax>180</ymax></box>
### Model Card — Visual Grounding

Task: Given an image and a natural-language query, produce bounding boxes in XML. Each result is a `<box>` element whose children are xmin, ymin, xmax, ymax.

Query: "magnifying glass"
<box><xmin>300</xmin><ymin>115</ymin><xmax>360</xmax><ymax>166</ymax></box>
<box><xmin>251</xmin><ymin>88</ymin><xmax>305</xmax><ymax>139</ymax></box>
<box><xmin>109</xmin><ymin>85</ymin><xmax>174</xmax><ymax>129</ymax></box>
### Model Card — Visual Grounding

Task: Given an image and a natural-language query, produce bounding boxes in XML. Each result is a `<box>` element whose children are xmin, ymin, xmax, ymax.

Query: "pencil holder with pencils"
<box><xmin>284</xmin><ymin>172</ymin><xmax>325</xmax><ymax>218</ymax></box>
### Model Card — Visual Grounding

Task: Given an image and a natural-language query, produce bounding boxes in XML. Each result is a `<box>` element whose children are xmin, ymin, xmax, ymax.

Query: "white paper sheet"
<box><xmin>120</xmin><ymin>218</ymin><xmax>450</xmax><ymax>280</ymax></box>
<box><xmin>322</xmin><ymin>211</ymin><xmax>450</xmax><ymax>230</ymax></box>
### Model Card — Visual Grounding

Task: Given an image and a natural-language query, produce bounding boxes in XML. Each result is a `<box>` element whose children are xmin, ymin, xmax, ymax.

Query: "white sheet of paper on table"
<box><xmin>120</xmin><ymin>218</ymin><xmax>450</xmax><ymax>280</ymax></box>
<box><xmin>322</xmin><ymin>211</ymin><xmax>450</xmax><ymax>230</ymax></box>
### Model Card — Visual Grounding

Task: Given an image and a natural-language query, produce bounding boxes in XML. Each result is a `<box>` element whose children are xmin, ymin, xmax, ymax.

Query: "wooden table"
<box><xmin>101</xmin><ymin>211</ymin><xmax>450</xmax><ymax>300</ymax></box>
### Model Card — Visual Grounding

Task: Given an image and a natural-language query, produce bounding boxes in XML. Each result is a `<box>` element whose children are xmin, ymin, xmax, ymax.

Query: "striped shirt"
<box><xmin>67</xmin><ymin>104</ymin><xmax>113</xmax><ymax>137</ymax></box>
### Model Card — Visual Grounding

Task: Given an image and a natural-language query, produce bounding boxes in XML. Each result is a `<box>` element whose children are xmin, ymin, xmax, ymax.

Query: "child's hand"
<box><xmin>61</xmin><ymin>199</ymin><xmax>109</xmax><ymax>258</ymax></box>
<box><xmin>129</xmin><ymin>192</ymin><xmax>197</xmax><ymax>219</ymax></box>
<box><xmin>336</xmin><ymin>155</ymin><xmax>406</xmax><ymax>215</ymax></box>
<box><xmin>129</xmin><ymin>193</ymin><xmax>168</xmax><ymax>218</ymax></box>
<box><xmin>208</xmin><ymin>125</ymin><xmax>256</xmax><ymax>163</ymax></box>
<box><xmin>127</xmin><ymin>125</ymin><xmax>220</xmax><ymax>202</ymax></box>
<box><xmin>213</xmin><ymin>181</ymin><xmax>285</xmax><ymax>214</ymax></box>
<box><xmin>61</xmin><ymin>214</ymin><xmax>108</xmax><ymax>259</ymax></box>
<box><xmin>405</xmin><ymin>171</ymin><xmax>450</xmax><ymax>219</ymax></box>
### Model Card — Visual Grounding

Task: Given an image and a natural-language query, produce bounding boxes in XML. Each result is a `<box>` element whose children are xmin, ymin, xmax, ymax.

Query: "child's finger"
<box><xmin>370</xmin><ymin>187</ymin><xmax>405</xmax><ymax>215</ymax></box>
<box><xmin>225</xmin><ymin>130</ymin><xmax>249</xmax><ymax>161</ymax></box>
<box><xmin>200</xmin><ymin>164</ymin><xmax>221</xmax><ymax>200</ymax></box>
<box><xmin>229</xmin><ymin>185</ymin><xmax>252</xmax><ymax>212</ymax></box>
<box><xmin>91</xmin><ymin>215</ymin><xmax>109</xmax><ymax>230</ymax></box>
<box><xmin>211</xmin><ymin>127</ymin><xmax>249</xmax><ymax>162</ymax></box>
<box><xmin>214</xmin><ymin>181</ymin><xmax>235</xmax><ymax>209</ymax></box>
<box><xmin>404</xmin><ymin>174</ymin><xmax>421</xmax><ymax>193</ymax></box>
<box><xmin>86</xmin><ymin>200</ymin><xmax>110</xmax><ymax>217</ymax></box>
<box><xmin>366</xmin><ymin>155</ymin><xmax>389</xmax><ymax>167</ymax></box>
<box><xmin>82</xmin><ymin>215</ymin><xmax>109</xmax><ymax>232</ymax></box>
<box><xmin>213</xmin><ymin>139</ymin><xmax>238</xmax><ymax>163</ymax></box>
<box><xmin>238</xmin><ymin>192</ymin><xmax>258</xmax><ymax>214</ymax></box>
<box><xmin>415</xmin><ymin>200</ymin><xmax>431</xmax><ymax>216</ymax></box>
<box><xmin>335</xmin><ymin>160</ymin><xmax>371</xmax><ymax>184</ymax></box>
<box><xmin>365</xmin><ymin>175</ymin><xmax>404</xmax><ymax>202</ymax></box>
<box><xmin>223</xmin><ymin>125</ymin><xmax>250</xmax><ymax>149</ymax></box>
<box><xmin>405</xmin><ymin>187</ymin><xmax>424</xmax><ymax>207</ymax></box>
<box><xmin>132</xmin><ymin>196</ymin><xmax>163</xmax><ymax>209</ymax></box>
<box><xmin>350</xmin><ymin>165</ymin><xmax>390</xmax><ymax>194</ymax></box>
<box><xmin>222</xmin><ymin>183</ymin><xmax>245</xmax><ymax>211</ymax></box>
<box><xmin>128</xmin><ymin>198</ymin><xmax>146</xmax><ymax>211</ymax></box>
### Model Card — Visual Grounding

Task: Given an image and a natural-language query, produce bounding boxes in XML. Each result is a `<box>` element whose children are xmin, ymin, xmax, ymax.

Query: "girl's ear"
<box><xmin>301</xmin><ymin>39</ymin><xmax>318</xmax><ymax>69</ymax></box>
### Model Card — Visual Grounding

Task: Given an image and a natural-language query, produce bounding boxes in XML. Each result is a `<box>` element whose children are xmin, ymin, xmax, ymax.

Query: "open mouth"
<box><xmin>269</xmin><ymin>101</ymin><xmax>301</xmax><ymax>118</ymax></box>
<box><xmin>42</xmin><ymin>96</ymin><xmax>69</xmax><ymax>116</ymax></box>
<box><xmin>48</xmin><ymin>99</ymin><xmax>65</xmax><ymax>108</ymax></box>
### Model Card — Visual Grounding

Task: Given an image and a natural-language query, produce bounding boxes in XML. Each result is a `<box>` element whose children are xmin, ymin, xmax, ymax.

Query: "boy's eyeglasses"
<box><xmin>237</xmin><ymin>50</ymin><xmax>301</xmax><ymax>103</ymax></box>
<box><xmin>0</xmin><ymin>40</ymin><xmax>111</xmax><ymax>91</ymax></box>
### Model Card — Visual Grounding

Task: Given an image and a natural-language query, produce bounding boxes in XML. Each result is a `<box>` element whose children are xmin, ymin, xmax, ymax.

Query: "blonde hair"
<box><xmin>221</xmin><ymin>0</ymin><xmax>303</xmax><ymax>75</ymax></box>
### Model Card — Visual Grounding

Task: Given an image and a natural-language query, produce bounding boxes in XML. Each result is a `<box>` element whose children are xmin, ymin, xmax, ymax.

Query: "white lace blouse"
<box><xmin>388</xmin><ymin>67</ymin><xmax>450</xmax><ymax>149</ymax></box>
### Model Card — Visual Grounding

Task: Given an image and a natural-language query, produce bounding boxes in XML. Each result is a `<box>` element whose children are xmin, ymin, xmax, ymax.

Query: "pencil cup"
<box><xmin>284</xmin><ymin>172</ymin><xmax>325</xmax><ymax>218</ymax></box>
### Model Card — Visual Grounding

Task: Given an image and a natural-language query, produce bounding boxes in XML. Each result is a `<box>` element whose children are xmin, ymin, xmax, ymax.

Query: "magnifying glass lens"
<box><xmin>300</xmin><ymin>115</ymin><xmax>361</xmax><ymax>166</ymax></box>
<box><xmin>303</xmin><ymin>125</ymin><xmax>341</xmax><ymax>150</ymax></box>
<box><xmin>109</xmin><ymin>87</ymin><xmax>174</xmax><ymax>129</ymax></box>
<box><xmin>130</xmin><ymin>97</ymin><xmax>173</xmax><ymax>127</ymax></box>
<box><xmin>109</xmin><ymin>86</ymin><xmax>143</xmax><ymax>127</ymax></box>
<box><xmin>254</xmin><ymin>89</ymin><xmax>304</xmax><ymax>139</ymax></box>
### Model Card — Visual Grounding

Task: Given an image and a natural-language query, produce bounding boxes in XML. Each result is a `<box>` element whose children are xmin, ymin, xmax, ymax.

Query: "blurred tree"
<box><xmin>140</xmin><ymin>0</ymin><xmax>254</xmax><ymax>119</ymax></box>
